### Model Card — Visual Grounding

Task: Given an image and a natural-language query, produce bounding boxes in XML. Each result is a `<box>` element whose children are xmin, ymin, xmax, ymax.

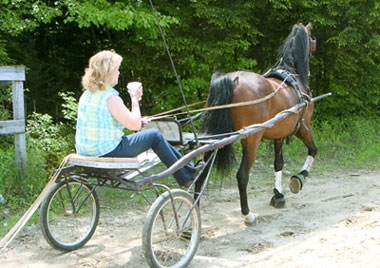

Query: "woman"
<box><xmin>75</xmin><ymin>50</ymin><xmax>194</xmax><ymax>187</ymax></box>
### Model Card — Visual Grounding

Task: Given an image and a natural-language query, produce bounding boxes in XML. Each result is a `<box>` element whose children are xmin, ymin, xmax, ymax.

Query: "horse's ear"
<box><xmin>233</xmin><ymin>76</ymin><xmax>239</xmax><ymax>86</ymax></box>
<box><xmin>306</xmin><ymin>22</ymin><xmax>312</xmax><ymax>31</ymax></box>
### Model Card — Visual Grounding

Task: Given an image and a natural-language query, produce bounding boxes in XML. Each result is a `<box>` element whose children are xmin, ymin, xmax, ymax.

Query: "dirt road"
<box><xmin>1</xmin><ymin>170</ymin><xmax>380</xmax><ymax>268</ymax></box>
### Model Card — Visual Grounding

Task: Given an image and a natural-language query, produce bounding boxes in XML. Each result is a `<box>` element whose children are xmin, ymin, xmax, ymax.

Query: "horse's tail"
<box><xmin>201</xmin><ymin>72</ymin><xmax>236</xmax><ymax>172</ymax></box>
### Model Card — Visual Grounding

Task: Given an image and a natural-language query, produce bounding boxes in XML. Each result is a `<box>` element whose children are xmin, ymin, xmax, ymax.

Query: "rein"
<box><xmin>151</xmin><ymin>101</ymin><xmax>206</xmax><ymax>117</ymax></box>
<box><xmin>147</xmin><ymin>73</ymin><xmax>291</xmax><ymax>119</ymax></box>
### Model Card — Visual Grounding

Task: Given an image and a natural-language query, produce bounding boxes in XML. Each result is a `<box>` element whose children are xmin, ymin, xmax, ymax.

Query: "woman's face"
<box><xmin>109</xmin><ymin>67</ymin><xmax>120</xmax><ymax>87</ymax></box>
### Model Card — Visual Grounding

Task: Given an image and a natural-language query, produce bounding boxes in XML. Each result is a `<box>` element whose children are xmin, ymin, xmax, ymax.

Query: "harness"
<box><xmin>264</xmin><ymin>69</ymin><xmax>311</xmax><ymax>140</ymax></box>
<box><xmin>264</xmin><ymin>68</ymin><xmax>308</xmax><ymax>103</ymax></box>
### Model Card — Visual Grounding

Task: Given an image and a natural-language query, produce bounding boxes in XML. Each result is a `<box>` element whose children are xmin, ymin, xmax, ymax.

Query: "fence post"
<box><xmin>0</xmin><ymin>66</ymin><xmax>27</xmax><ymax>180</ymax></box>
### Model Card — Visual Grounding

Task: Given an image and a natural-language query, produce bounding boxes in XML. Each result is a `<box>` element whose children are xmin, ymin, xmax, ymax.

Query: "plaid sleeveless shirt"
<box><xmin>75</xmin><ymin>87</ymin><xmax>124</xmax><ymax>156</ymax></box>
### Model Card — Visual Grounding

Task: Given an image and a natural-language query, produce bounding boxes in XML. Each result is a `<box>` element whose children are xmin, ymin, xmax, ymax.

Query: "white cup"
<box><xmin>127</xmin><ymin>82</ymin><xmax>142</xmax><ymax>100</ymax></box>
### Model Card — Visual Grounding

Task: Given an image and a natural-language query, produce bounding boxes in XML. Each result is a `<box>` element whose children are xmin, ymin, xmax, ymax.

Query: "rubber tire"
<box><xmin>142</xmin><ymin>189</ymin><xmax>201</xmax><ymax>268</ymax></box>
<box><xmin>39</xmin><ymin>179</ymin><xmax>100</xmax><ymax>251</ymax></box>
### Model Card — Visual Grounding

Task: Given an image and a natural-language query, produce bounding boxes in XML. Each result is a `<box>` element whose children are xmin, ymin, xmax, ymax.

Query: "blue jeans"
<box><xmin>102</xmin><ymin>128</ymin><xmax>193</xmax><ymax>186</ymax></box>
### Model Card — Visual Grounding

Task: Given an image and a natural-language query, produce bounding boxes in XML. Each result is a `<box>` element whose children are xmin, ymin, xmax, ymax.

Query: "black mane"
<box><xmin>273</xmin><ymin>23</ymin><xmax>310</xmax><ymax>88</ymax></box>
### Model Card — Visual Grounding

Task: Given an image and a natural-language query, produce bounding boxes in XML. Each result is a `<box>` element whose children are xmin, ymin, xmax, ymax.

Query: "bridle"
<box><xmin>304</xmin><ymin>22</ymin><xmax>317</xmax><ymax>55</ymax></box>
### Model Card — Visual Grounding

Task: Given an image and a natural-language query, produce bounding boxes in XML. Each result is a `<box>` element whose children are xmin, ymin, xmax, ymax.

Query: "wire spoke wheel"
<box><xmin>143</xmin><ymin>189</ymin><xmax>201</xmax><ymax>268</ymax></box>
<box><xmin>39</xmin><ymin>178</ymin><xmax>99</xmax><ymax>251</ymax></box>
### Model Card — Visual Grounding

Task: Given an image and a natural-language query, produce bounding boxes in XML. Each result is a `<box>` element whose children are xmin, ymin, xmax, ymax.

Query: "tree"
<box><xmin>0</xmin><ymin>0</ymin><xmax>379</xmax><ymax>120</ymax></box>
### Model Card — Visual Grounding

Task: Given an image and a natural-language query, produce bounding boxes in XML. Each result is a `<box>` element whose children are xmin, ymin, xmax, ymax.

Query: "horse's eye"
<box><xmin>310</xmin><ymin>37</ymin><xmax>317</xmax><ymax>52</ymax></box>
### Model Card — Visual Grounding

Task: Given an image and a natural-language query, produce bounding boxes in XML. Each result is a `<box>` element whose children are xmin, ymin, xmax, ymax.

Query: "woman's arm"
<box><xmin>107</xmin><ymin>95</ymin><xmax>142</xmax><ymax>131</ymax></box>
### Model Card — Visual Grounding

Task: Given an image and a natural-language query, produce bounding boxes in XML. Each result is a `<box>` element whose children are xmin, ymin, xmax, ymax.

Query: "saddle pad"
<box><xmin>67</xmin><ymin>151</ymin><xmax>157</xmax><ymax>169</ymax></box>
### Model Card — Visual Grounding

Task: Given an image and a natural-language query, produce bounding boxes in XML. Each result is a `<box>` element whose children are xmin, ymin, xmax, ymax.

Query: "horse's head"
<box><xmin>274</xmin><ymin>22</ymin><xmax>317</xmax><ymax>88</ymax></box>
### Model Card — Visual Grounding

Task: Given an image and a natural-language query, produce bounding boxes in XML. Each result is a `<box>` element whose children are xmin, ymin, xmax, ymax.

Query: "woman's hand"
<box><xmin>141</xmin><ymin>117</ymin><xmax>151</xmax><ymax>128</ymax></box>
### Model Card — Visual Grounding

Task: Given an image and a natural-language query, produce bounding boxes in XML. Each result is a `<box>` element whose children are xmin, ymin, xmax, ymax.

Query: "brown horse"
<box><xmin>197</xmin><ymin>23</ymin><xmax>317</xmax><ymax>225</ymax></box>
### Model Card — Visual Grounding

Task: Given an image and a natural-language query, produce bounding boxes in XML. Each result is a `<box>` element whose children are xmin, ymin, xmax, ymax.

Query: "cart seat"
<box><xmin>67</xmin><ymin>150</ymin><xmax>159</xmax><ymax>169</ymax></box>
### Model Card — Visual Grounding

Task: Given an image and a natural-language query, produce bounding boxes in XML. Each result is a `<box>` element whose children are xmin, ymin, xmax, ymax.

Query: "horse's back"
<box><xmin>229</xmin><ymin>71</ymin><xmax>271</xmax><ymax>95</ymax></box>
<box><xmin>227</xmin><ymin>71</ymin><xmax>273</xmax><ymax>130</ymax></box>
<box><xmin>228</xmin><ymin>71</ymin><xmax>305</xmax><ymax>139</ymax></box>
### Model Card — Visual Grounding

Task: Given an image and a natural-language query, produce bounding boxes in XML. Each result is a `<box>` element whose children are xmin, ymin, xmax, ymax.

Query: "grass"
<box><xmin>0</xmin><ymin>116</ymin><xmax>379</xmax><ymax>238</ymax></box>
<box><xmin>208</xmin><ymin>116</ymin><xmax>380</xmax><ymax>189</ymax></box>
<box><xmin>284</xmin><ymin>116</ymin><xmax>380</xmax><ymax>172</ymax></box>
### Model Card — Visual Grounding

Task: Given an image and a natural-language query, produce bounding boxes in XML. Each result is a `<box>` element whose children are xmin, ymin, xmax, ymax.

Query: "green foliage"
<box><xmin>1</xmin><ymin>0</ymin><xmax>379</xmax><ymax>118</ymax></box>
<box><xmin>314</xmin><ymin>116</ymin><xmax>380</xmax><ymax>168</ymax></box>
<box><xmin>0</xmin><ymin>0</ymin><xmax>59</xmax><ymax>35</ymax></box>
<box><xmin>276</xmin><ymin>116</ymin><xmax>380</xmax><ymax>172</ymax></box>
<box><xmin>0</xmin><ymin>91</ymin><xmax>76</xmax><ymax>235</ymax></box>
<box><xmin>0</xmin><ymin>0</ymin><xmax>177</xmax><ymax>117</ymax></box>
<box><xmin>0</xmin><ymin>85</ymin><xmax>14</xmax><ymax>147</ymax></box>
<box><xmin>27</xmin><ymin>96</ymin><xmax>75</xmax><ymax>165</ymax></box>
<box><xmin>28</xmin><ymin>112</ymin><xmax>60</xmax><ymax>147</ymax></box>
<box><xmin>0</xmin><ymin>146</ymin><xmax>47</xmax><ymax>204</ymax></box>
<box><xmin>0</xmin><ymin>144</ymin><xmax>49</xmax><ymax>235</ymax></box>
<box><xmin>59</xmin><ymin>91</ymin><xmax>78</xmax><ymax>125</ymax></box>
<box><xmin>0</xmin><ymin>85</ymin><xmax>11</xmax><ymax>121</ymax></box>
<box><xmin>0</xmin><ymin>90</ymin><xmax>76</xmax><ymax>199</ymax></box>
<box><xmin>301</xmin><ymin>0</ymin><xmax>380</xmax><ymax>118</ymax></box>
<box><xmin>0</xmin><ymin>38</ymin><xmax>13</xmax><ymax>65</ymax></box>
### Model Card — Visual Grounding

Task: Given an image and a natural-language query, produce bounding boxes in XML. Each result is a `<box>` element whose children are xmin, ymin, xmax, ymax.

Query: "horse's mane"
<box><xmin>273</xmin><ymin>23</ymin><xmax>310</xmax><ymax>88</ymax></box>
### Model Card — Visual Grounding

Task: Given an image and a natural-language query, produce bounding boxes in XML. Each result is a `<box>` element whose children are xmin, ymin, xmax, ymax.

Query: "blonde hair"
<box><xmin>81</xmin><ymin>50</ymin><xmax>123</xmax><ymax>92</ymax></box>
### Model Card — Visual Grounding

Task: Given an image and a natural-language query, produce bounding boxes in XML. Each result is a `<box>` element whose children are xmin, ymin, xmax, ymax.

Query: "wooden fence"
<box><xmin>0</xmin><ymin>66</ymin><xmax>26</xmax><ymax>179</ymax></box>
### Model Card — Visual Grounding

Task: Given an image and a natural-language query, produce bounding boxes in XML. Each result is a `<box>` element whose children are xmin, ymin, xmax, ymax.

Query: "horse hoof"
<box><xmin>270</xmin><ymin>195</ymin><xmax>285</xmax><ymax>208</ymax></box>
<box><xmin>290</xmin><ymin>174</ymin><xmax>305</xmax><ymax>194</ymax></box>
<box><xmin>270</xmin><ymin>188</ymin><xmax>285</xmax><ymax>208</ymax></box>
<box><xmin>244</xmin><ymin>212</ymin><xmax>257</xmax><ymax>226</ymax></box>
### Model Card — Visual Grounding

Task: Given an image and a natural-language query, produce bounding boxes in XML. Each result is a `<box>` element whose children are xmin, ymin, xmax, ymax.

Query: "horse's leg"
<box><xmin>290</xmin><ymin>124</ymin><xmax>318</xmax><ymax>194</ymax></box>
<box><xmin>270</xmin><ymin>139</ymin><xmax>286</xmax><ymax>208</ymax></box>
<box><xmin>237</xmin><ymin>136</ymin><xmax>260</xmax><ymax>226</ymax></box>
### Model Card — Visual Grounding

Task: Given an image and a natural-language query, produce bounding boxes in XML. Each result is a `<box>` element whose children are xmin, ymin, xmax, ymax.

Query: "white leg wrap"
<box><xmin>301</xmin><ymin>156</ymin><xmax>314</xmax><ymax>172</ymax></box>
<box><xmin>275</xmin><ymin>171</ymin><xmax>282</xmax><ymax>193</ymax></box>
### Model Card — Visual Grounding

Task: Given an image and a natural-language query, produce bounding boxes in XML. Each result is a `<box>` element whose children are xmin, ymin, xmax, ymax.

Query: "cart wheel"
<box><xmin>142</xmin><ymin>189</ymin><xmax>201</xmax><ymax>268</ymax></box>
<box><xmin>39</xmin><ymin>178</ymin><xmax>99</xmax><ymax>251</ymax></box>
